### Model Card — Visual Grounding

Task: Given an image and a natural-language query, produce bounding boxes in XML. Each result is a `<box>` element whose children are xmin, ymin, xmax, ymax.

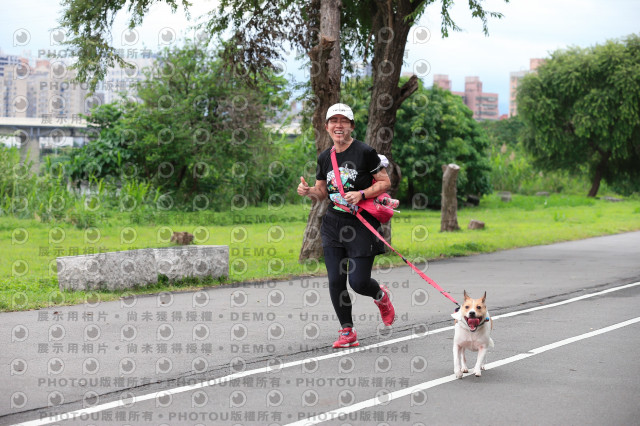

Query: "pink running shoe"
<box><xmin>332</xmin><ymin>327</ymin><xmax>359</xmax><ymax>348</ymax></box>
<box><xmin>374</xmin><ymin>285</ymin><xmax>396</xmax><ymax>326</ymax></box>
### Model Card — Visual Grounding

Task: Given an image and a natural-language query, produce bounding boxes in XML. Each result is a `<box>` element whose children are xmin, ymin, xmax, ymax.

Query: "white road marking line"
<box><xmin>12</xmin><ymin>281</ymin><xmax>640</xmax><ymax>426</ymax></box>
<box><xmin>492</xmin><ymin>281</ymin><xmax>640</xmax><ymax>320</ymax></box>
<box><xmin>286</xmin><ymin>316</ymin><xmax>640</xmax><ymax>426</ymax></box>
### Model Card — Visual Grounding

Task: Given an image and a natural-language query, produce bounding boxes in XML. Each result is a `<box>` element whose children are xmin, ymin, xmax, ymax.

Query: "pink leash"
<box><xmin>329</xmin><ymin>147</ymin><xmax>460</xmax><ymax>307</ymax></box>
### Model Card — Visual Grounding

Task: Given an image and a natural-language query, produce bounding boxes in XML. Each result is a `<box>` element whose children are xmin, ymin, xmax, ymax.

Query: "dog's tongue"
<box><xmin>467</xmin><ymin>318</ymin><xmax>480</xmax><ymax>330</ymax></box>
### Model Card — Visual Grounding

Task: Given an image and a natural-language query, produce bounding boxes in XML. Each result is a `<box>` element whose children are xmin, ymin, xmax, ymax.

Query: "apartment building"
<box><xmin>0</xmin><ymin>56</ymin><xmax>89</xmax><ymax>120</ymax></box>
<box><xmin>433</xmin><ymin>74</ymin><xmax>451</xmax><ymax>91</ymax></box>
<box><xmin>0</xmin><ymin>53</ymin><xmax>27</xmax><ymax>117</ymax></box>
<box><xmin>509</xmin><ymin>58</ymin><xmax>545</xmax><ymax>117</ymax></box>
<box><xmin>433</xmin><ymin>74</ymin><xmax>499</xmax><ymax>121</ymax></box>
<box><xmin>0</xmin><ymin>50</ymin><xmax>155</xmax><ymax>120</ymax></box>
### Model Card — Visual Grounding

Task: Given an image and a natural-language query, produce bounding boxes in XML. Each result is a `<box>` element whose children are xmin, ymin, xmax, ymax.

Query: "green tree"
<box><xmin>517</xmin><ymin>34</ymin><xmax>640</xmax><ymax>197</ymax></box>
<box><xmin>68</xmin><ymin>103</ymin><xmax>132</xmax><ymax>182</ymax></box>
<box><xmin>479</xmin><ymin>115</ymin><xmax>525</xmax><ymax>148</ymax></box>
<box><xmin>122</xmin><ymin>44</ymin><xmax>287</xmax><ymax>207</ymax></box>
<box><xmin>71</xmin><ymin>44</ymin><xmax>288</xmax><ymax>208</ymax></box>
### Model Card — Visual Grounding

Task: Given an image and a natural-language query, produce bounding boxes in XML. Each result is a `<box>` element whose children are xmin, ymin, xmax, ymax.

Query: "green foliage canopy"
<box><xmin>517</xmin><ymin>34</ymin><xmax>640</xmax><ymax>197</ymax></box>
<box><xmin>59</xmin><ymin>0</ymin><xmax>507</xmax><ymax>92</ymax></box>
<box><xmin>69</xmin><ymin>104</ymin><xmax>132</xmax><ymax>182</ymax></box>
<box><xmin>71</xmin><ymin>43</ymin><xmax>290</xmax><ymax>208</ymax></box>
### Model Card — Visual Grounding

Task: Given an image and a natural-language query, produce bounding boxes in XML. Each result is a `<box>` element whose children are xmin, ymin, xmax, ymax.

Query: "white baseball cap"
<box><xmin>326</xmin><ymin>103</ymin><xmax>354</xmax><ymax>121</ymax></box>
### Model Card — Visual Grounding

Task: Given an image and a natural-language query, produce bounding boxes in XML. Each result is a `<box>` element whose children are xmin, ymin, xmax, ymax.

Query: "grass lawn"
<box><xmin>1</xmin><ymin>194</ymin><xmax>639</xmax><ymax>311</ymax></box>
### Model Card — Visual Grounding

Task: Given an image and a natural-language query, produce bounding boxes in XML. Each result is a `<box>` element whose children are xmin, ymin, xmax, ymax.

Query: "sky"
<box><xmin>1</xmin><ymin>0</ymin><xmax>639</xmax><ymax>115</ymax></box>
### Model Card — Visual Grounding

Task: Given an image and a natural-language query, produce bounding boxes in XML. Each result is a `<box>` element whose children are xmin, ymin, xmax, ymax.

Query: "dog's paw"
<box><xmin>455</xmin><ymin>370</ymin><xmax>463</xmax><ymax>379</ymax></box>
<box><xmin>462</xmin><ymin>367</ymin><xmax>469</xmax><ymax>373</ymax></box>
<box><xmin>474</xmin><ymin>369</ymin><xmax>482</xmax><ymax>377</ymax></box>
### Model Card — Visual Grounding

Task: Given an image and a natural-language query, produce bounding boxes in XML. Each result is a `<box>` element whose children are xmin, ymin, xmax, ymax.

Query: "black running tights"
<box><xmin>323</xmin><ymin>246</ymin><xmax>383</xmax><ymax>328</ymax></box>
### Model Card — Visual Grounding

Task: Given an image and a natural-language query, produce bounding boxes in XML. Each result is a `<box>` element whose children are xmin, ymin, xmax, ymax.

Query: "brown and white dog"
<box><xmin>451</xmin><ymin>291</ymin><xmax>494</xmax><ymax>378</ymax></box>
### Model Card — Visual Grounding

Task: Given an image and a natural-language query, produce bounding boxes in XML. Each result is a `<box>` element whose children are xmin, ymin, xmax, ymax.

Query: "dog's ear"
<box><xmin>482</xmin><ymin>292</ymin><xmax>486</xmax><ymax>303</ymax></box>
<box><xmin>463</xmin><ymin>290</ymin><xmax>470</xmax><ymax>300</ymax></box>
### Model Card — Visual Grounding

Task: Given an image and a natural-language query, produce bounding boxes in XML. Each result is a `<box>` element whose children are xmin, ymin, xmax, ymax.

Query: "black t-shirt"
<box><xmin>316</xmin><ymin>139</ymin><xmax>383</xmax><ymax>213</ymax></box>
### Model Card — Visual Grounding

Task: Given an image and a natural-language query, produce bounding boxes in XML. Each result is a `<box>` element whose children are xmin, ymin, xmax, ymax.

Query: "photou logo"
<box><xmin>155</xmin><ymin>391</ymin><xmax>172</xmax><ymax>408</ymax></box>
<box><xmin>338</xmin><ymin>357</ymin><xmax>355</xmax><ymax>374</ymax></box>
<box><xmin>192</xmin><ymin>357</ymin><xmax>208</xmax><ymax>373</ymax></box>
<box><xmin>119</xmin><ymin>358</ymin><xmax>136</xmax><ymax>375</ymax></box>
<box><xmin>411</xmin><ymin>390</ymin><xmax>428</xmax><ymax>406</ymax></box>
<box><xmin>11</xmin><ymin>392</ymin><xmax>27</xmax><ymax>409</ymax></box>
<box><xmin>302</xmin><ymin>358</ymin><xmax>318</xmax><ymax>374</ymax></box>
<box><xmin>47</xmin><ymin>358</ymin><xmax>65</xmax><ymax>375</ymax></box>
<box><xmin>49</xmin><ymin>324</ymin><xmax>65</xmax><ymax>341</ymax></box>
<box><xmin>48</xmin><ymin>391</ymin><xmax>64</xmax><ymax>406</ymax></box>
<box><xmin>158</xmin><ymin>27</ymin><xmax>176</xmax><ymax>45</ymax></box>
<box><xmin>268</xmin><ymin>289</ymin><xmax>285</xmax><ymax>307</ymax></box>
<box><xmin>267</xmin><ymin>323</ymin><xmax>285</xmax><ymax>340</ymax></box>
<box><xmin>413</xmin><ymin>59</ymin><xmax>431</xmax><ymax>77</ymax></box>
<box><xmin>229</xmin><ymin>390</ymin><xmax>246</xmax><ymax>408</ymax></box>
<box><xmin>83</xmin><ymin>358</ymin><xmax>100</xmax><ymax>375</ymax></box>
<box><xmin>13</xmin><ymin>29</ymin><xmax>31</xmax><ymax>46</ymax></box>
<box><xmin>375</xmin><ymin>355</ymin><xmax>392</xmax><ymax>373</ymax></box>
<box><xmin>50</xmin><ymin>28</ymin><xmax>66</xmax><ymax>45</ymax></box>
<box><xmin>192</xmin><ymin>390</ymin><xmax>208</xmax><ymax>408</ymax></box>
<box><xmin>156</xmin><ymin>357</ymin><xmax>173</xmax><ymax>374</ymax></box>
<box><xmin>301</xmin><ymin>390</ymin><xmax>319</xmax><ymax>407</ymax></box>
<box><xmin>192</xmin><ymin>324</ymin><xmax>210</xmax><ymax>341</ymax></box>
<box><xmin>83</xmin><ymin>391</ymin><xmax>100</xmax><ymax>408</ymax></box>
<box><xmin>412</xmin><ymin>26</ymin><xmax>431</xmax><ymax>43</ymax></box>
<box><xmin>10</xmin><ymin>359</ymin><xmax>27</xmax><ymax>376</ymax></box>
<box><xmin>266</xmin><ymin>389</ymin><xmax>284</xmax><ymax>407</ymax></box>
<box><xmin>11</xmin><ymin>228</ymin><xmax>29</xmax><ymax>245</ymax></box>
<box><xmin>12</xmin><ymin>325</ymin><xmax>28</xmax><ymax>342</ymax></box>
<box><xmin>13</xmin><ymin>96</ymin><xmax>28</xmax><ymax>113</ymax></box>
<box><xmin>230</xmin><ymin>290</ymin><xmax>248</xmax><ymax>307</ymax></box>
<box><xmin>84</xmin><ymin>324</ymin><xmax>101</xmax><ymax>341</ymax></box>
<box><xmin>338</xmin><ymin>389</ymin><xmax>355</xmax><ymax>407</ymax></box>
<box><xmin>230</xmin><ymin>323</ymin><xmax>248</xmax><ymax>341</ymax></box>
<box><xmin>411</xmin><ymin>355</ymin><xmax>428</xmax><ymax>373</ymax></box>
<box><xmin>192</xmin><ymin>291</ymin><xmax>209</xmax><ymax>307</ymax></box>
<box><xmin>229</xmin><ymin>357</ymin><xmax>246</xmax><ymax>373</ymax></box>
<box><xmin>121</xmin><ymin>29</ymin><xmax>139</xmax><ymax>46</ymax></box>
<box><xmin>156</xmin><ymin>324</ymin><xmax>174</xmax><ymax>341</ymax></box>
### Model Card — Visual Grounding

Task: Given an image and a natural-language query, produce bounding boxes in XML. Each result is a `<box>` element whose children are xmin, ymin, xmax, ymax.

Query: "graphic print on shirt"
<box><xmin>327</xmin><ymin>165</ymin><xmax>358</xmax><ymax>207</ymax></box>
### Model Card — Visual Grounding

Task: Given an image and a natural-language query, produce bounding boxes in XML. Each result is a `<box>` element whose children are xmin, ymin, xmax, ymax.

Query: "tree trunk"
<box><xmin>299</xmin><ymin>0</ymin><xmax>342</xmax><ymax>261</ymax></box>
<box><xmin>441</xmin><ymin>164</ymin><xmax>460</xmax><ymax>232</ymax></box>
<box><xmin>587</xmin><ymin>175</ymin><xmax>601</xmax><ymax>198</ymax></box>
<box><xmin>587</xmin><ymin>153</ymin><xmax>610</xmax><ymax>197</ymax></box>
<box><xmin>364</xmin><ymin>0</ymin><xmax>421</xmax><ymax>244</ymax></box>
<box><xmin>407</xmin><ymin>177</ymin><xmax>415</xmax><ymax>202</ymax></box>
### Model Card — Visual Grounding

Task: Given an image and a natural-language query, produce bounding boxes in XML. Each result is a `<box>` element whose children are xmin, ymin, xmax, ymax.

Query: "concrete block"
<box><xmin>153</xmin><ymin>245</ymin><xmax>228</xmax><ymax>281</ymax></box>
<box><xmin>57</xmin><ymin>245</ymin><xmax>229</xmax><ymax>291</ymax></box>
<box><xmin>57</xmin><ymin>249</ymin><xmax>157</xmax><ymax>291</ymax></box>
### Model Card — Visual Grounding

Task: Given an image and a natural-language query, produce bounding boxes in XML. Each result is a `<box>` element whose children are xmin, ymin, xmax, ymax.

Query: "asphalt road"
<box><xmin>2</xmin><ymin>231</ymin><xmax>640</xmax><ymax>426</ymax></box>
